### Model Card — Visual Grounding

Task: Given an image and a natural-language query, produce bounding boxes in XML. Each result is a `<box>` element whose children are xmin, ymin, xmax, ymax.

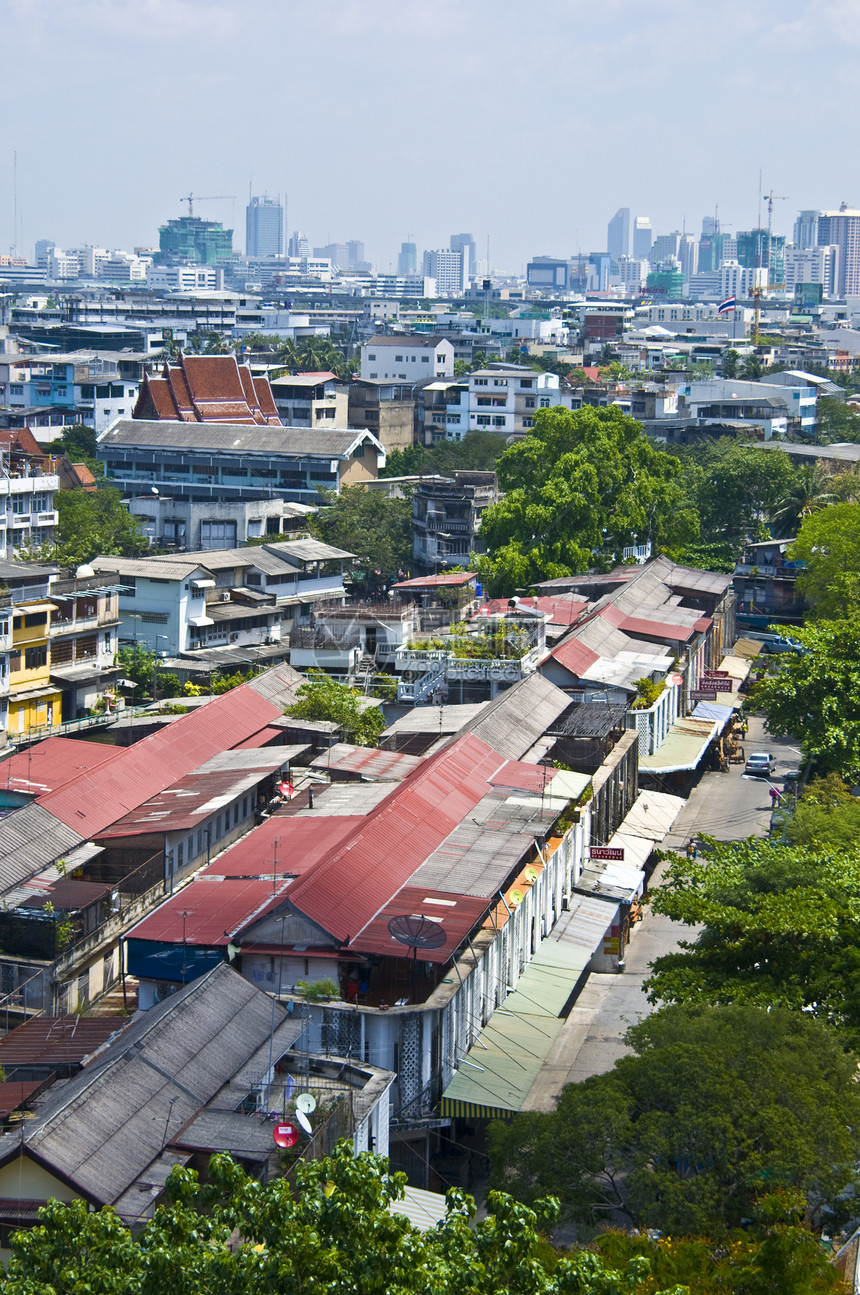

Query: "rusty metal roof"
<box><xmin>309</xmin><ymin>744</ymin><xmax>421</xmax><ymax>781</ymax></box>
<box><xmin>351</xmin><ymin>887</ymin><xmax>490</xmax><ymax>964</ymax></box>
<box><xmin>0</xmin><ymin>1017</ymin><xmax>129</xmax><ymax>1070</ymax></box>
<box><xmin>0</xmin><ymin>737</ymin><xmax>118</xmax><ymax>798</ymax></box>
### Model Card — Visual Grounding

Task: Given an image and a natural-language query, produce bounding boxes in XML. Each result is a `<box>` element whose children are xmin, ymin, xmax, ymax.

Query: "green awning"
<box><xmin>440</xmin><ymin>931</ymin><xmax>593</xmax><ymax>1119</ymax></box>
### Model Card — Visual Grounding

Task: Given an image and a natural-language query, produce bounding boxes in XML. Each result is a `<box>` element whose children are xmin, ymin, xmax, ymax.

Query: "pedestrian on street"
<box><xmin>769</xmin><ymin>786</ymin><xmax>779</xmax><ymax>806</ymax></box>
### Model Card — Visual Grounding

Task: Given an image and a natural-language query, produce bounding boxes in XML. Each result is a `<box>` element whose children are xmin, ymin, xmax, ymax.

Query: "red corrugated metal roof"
<box><xmin>130</xmin><ymin>875</ymin><xmax>293</xmax><ymax>946</ymax></box>
<box><xmin>520</xmin><ymin>596</ymin><xmax>588</xmax><ymax>625</ymax></box>
<box><xmin>350</xmin><ymin>887</ymin><xmax>490</xmax><ymax>963</ymax></box>
<box><xmin>286</xmin><ymin>734</ymin><xmax>505</xmax><ymax>944</ymax></box>
<box><xmin>38</xmin><ymin>672</ymin><xmax>294</xmax><ymax>838</ymax></box>
<box><xmin>201</xmin><ymin>814</ymin><xmax>362</xmax><ymax>880</ymax></box>
<box><xmin>232</xmin><ymin>725</ymin><xmax>289</xmax><ymax>749</ymax></box>
<box><xmin>614</xmin><ymin>613</ymin><xmax>693</xmax><ymax>643</ymax></box>
<box><xmin>488</xmin><ymin>761</ymin><xmax>558</xmax><ymax>795</ymax></box>
<box><xmin>0</xmin><ymin>737</ymin><xmax>118</xmax><ymax>797</ymax></box>
<box><xmin>549</xmin><ymin>638</ymin><xmax>600</xmax><ymax>677</ymax></box>
<box><xmin>0</xmin><ymin>1017</ymin><xmax>128</xmax><ymax>1068</ymax></box>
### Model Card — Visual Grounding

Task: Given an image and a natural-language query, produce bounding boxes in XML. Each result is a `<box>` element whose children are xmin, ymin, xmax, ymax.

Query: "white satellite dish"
<box><xmin>296</xmin><ymin>1092</ymin><xmax>316</xmax><ymax>1115</ymax></box>
<box><xmin>295</xmin><ymin>1108</ymin><xmax>313</xmax><ymax>1136</ymax></box>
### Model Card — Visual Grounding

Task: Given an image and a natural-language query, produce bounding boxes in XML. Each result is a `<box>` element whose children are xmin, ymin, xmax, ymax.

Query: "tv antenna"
<box><xmin>388</xmin><ymin>914</ymin><xmax>447</xmax><ymax>999</ymax></box>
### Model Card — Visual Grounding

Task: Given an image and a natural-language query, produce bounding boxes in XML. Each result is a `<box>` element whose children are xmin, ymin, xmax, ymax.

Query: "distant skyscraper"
<box><xmin>288</xmin><ymin>231</ymin><xmax>309</xmax><ymax>258</ymax></box>
<box><xmin>794</xmin><ymin>209</ymin><xmax>820</xmax><ymax>249</ymax></box>
<box><xmin>397</xmin><ymin>241</ymin><xmax>417</xmax><ymax>276</ymax></box>
<box><xmin>607</xmin><ymin>208</ymin><xmax>630</xmax><ymax>260</ymax></box>
<box><xmin>245</xmin><ymin>195</ymin><xmax>284</xmax><ymax>258</ymax></box>
<box><xmin>346</xmin><ymin>240</ymin><xmax>365</xmax><ymax>269</ymax></box>
<box><xmin>450</xmin><ymin>232</ymin><xmax>477</xmax><ymax>278</ymax></box>
<box><xmin>701</xmin><ymin>215</ymin><xmax>720</xmax><ymax>237</ymax></box>
<box><xmin>632</xmin><ymin>217</ymin><xmax>652</xmax><ymax>260</ymax></box>
<box><xmin>422</xmin><ymin>248</ymin><xmax>468</xmax><ymax>294</ymax></box>
<box><xmin>817</xmin><ymin>206</ymin><xmax>860</xmax><ymax>296</ymax></box>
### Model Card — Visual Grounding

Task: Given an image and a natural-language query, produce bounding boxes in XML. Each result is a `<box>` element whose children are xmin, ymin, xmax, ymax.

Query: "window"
<box><xmin>25</xmin><ymin>646</ymin><xmax>47</xmax><ymax>670</ymax></box>
<box><xmin>9</xmin><ymin>384</ymin><xmax>22</xmax><ymax>395</ymax></box>
<box><xmin>540</xmin><ymin>397</ymin><xmax>550</xmax><ymax>407</ymax></box>
<box><xmin>243</xmin><ymin>796</ymin><xmax>249</xmax><ymax>818</ymax></box>
<box><xmin>233</xmin><ymin>802</ymin><xmax>240</xmax><ymax>826</ymax></box>
<box><xmin>369</xmin><ymin>372</ymin><xmax>377</xmax><ymax>379</ymax></box>
<box><xmin>176</xmin><ymin>841</ymin><xmax>184</xmax><ymax>871</ymax></box>
<box><xmin>353</xmin><ymin>443</ymin><xmax>365</xmax><ymax>458</ymax></box>
<box><xmin>474</xmin><ymin>378</ymin><xmax>488</xmax><ymax>386</ymax></box>
<box><xmin>394</xmin><ymin>354</ymin><xmax>403</xmax><ymax>362</ymax></box>
<box><xmin>421</xmin><ymin>355</ymin><xmax>430</xmax><ymax>363</ymax></box>
<box><xmin>367</xmin><ymin>353</ymin><xmax>376</xmax><ymax>360</ymax></box>
<box><xmin>140</xmin><ymin>612</ymin><xmax>168</xmax><ymax>624</ymax></box>
<box><xmin>493</xmin><ymin>416</ymin><xmax>506</xmax><ymax>426</ymax></box>
<box><xmin>476</xmin><ymin>415</ymin><xmax>491</xmax><ymax>426</ymax></box>
<box><xmin>436</xmin><ymin>354</ymin><xmax>445</xmax><ymax>363</ymax></box>
<box><xmin>520</xmin><ymin>378</ymin><xmax>534</xmax><ymax>388</ymax></box>
<box><xmin>447</xmin><ymin>414</ymin><xmax>461</xmax><ymax>424</ymax></box>
<box><xmin>200</xmin><ymin>520</ymin><xmax>237</xmax><ymax>549</ymax></box>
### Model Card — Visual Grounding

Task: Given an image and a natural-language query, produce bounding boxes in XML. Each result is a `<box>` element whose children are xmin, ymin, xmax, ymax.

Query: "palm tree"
<box><xmin>770</xmin><ymin>463</ymin><xmax>836</xmax><ymax>537</ymax></box>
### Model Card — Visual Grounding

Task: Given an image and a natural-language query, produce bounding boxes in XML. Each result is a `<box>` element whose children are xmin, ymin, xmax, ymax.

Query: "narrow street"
<box><xmin>522</xmin><ymin>714</ymin><xmax>802</xmax><ymax>1107</ymax></box>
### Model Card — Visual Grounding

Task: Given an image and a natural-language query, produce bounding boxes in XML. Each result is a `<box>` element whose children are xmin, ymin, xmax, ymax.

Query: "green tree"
<box><xmin>286</xmin><ymin>673</ymin><xmax>385</xmax><ymax>745</ymax></box>
<box><xmin>816</xmin><ymin>394</ymin><xmax>860</xmax><ymax>443</ymax></box>
<box><xmin>645</xmin><ymin>835</ymin><xmax>860</xmax><ymax>1042</ymax></box>
<box><xmin>752</xmin><ymin>620</ymin><xmax>860</xmax><ymax>777</ymax></box>
<box><xmin>676</xmin><ymin>439</ymin><xmax>797</xmax><ymax>547</ymax></box>
<box><xmin>785</xmin><ymin>773</ymin><xmax>860</xmax><ymax>851</ymax></box>
<box><xmin>1</xmin><ymin>1144</ymin><xmax>649</xmax><ymax>1295</ymax></box>
<box><xmin>44</xmin><ymin>423</ymin><xmax>99</xmax><ymax>465</ymax></box>
<box><xmin>790</xmin><ymin>502</ymin><xmax>860</xmax><ymax>617</ymax></box>
<box><xmin>592</xmin><ymin>1194</ymin><xmax>844</xmax><ymax>1295</ymax></box>
<box><xmin>116</xmin><ymin>642</ymin><xmax>155</xmax><ymax>697</ymax></box>
<box><xmin>722</xmin><ymin>349</ymin><xmax>740</xmax><ymax>378</ymax></box>
<box><xmin>741</xmin><ymin>354</ymin><xmax>763</xmax><ymax>379</ymax></box>
<box><xmin>769</xmin><ymin>462</ymin><xmax>836</xmax><ymax>538</ymax></box>
<box><xmin>475</xmin><ymin>406</ymin><xmax>698</xmax><ymax>595</ymax></box>
<box><xmin>311</xmin><ymin>486</ymin><xmax>412</xmax><ymax>590</ymax></box>
<box><xmin>381</xmin><ymin>431</ymin><xmax>507</xmax><ymax>479</ymax></box>
<box><xmin>488</xmin><ymin>1004</ymin><xmax>860</xmax><ymax>1235</ymax></box>
<box><xmin>53</xmin><ymin>485</ymin><xmax>146</xmax><ymax>565</ymax></box>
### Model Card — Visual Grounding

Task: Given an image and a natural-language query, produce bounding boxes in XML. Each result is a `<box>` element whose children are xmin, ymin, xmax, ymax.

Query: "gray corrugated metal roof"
<box><xmin>100</xmin><ymin>419</ymin><xmax>381</xmax><ymax>459</ymax></box>
<box><xmin>2</xmin><ymin>965</ymin><xmax>298</xmax><ymax>1206</ymax></box>
<box><xmin>454</xmin><ymin>674</ymin><xmax>571</xmax><ymax>761</ymax></box>
<box><xmin>263</xmin><ymin>538</ymin><xmax>355</xmax><ymax>562</ymax></box>
<box><xmin>0</xmin><ymin>804</ymin><xmax>84</xmax><ymax>895</ymax></box>
<box><xmin>91</xmin><ymin>556</ymin><xmax>212</xmax><ymax>580</ymax></box>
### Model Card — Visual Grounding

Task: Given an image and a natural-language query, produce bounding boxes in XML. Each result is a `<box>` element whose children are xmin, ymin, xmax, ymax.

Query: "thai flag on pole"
<box><xmin>718</xmin><ymin>296</ymin><xmax>736</xmax><ymax>314</ymax></box>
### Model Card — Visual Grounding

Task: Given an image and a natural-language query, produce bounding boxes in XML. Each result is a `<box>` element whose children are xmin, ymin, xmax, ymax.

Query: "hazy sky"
<box><xmin>3</xmin><ymin>0</ymin><xmax>858</xmax><ymax>273</ymax></box>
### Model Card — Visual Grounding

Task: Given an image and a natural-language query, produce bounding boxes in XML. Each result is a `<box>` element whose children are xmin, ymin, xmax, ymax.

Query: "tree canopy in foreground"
<box><xmin>0</xmin><ymin>1143</ymin><xmax>666</xmax><ymax>1295</ymax></box>
<box><xmin>311</xmin><ymin>486</ymin><xmax>412</xmax><ymax>591</ymax></box>
<box><xmin>54</xmin><ymin>484</ymin><xmax>145</xmax><ymax>566</ymax></box>
<box><xmin>645</xmin><ymin>836</ymin><xmax>860</xmax><ymax>1045</ymax></box>
<box><xmin>751</xmin><ymin>620</ymin><xmax>860</xmax><ymax>778</ymax></box>
<box><xmin>487</xmin><ymin>1004</ymin><xmax>860</xmax><ymax>1236</ymax></box>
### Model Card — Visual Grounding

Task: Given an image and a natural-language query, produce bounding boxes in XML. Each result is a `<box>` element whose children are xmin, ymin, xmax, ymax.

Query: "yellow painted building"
<box><xmin>8</xmin><ymin>601</ymin><xmax>63</xmax><ymax>737</ymax></box>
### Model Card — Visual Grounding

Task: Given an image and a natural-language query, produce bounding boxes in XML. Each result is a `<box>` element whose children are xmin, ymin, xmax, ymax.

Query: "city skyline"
<box><xmin>3</xmin><ymin>0</ymin><xmax>859</xmax><ymax>273</ymax></box>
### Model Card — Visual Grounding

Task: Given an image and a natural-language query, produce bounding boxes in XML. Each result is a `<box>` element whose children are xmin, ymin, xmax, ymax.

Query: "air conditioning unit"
<box><xmin>229</xmin><ymin>632</ymin><xmax>239</xmax><ymax>642</ymax></box>
<box><xmin>221</xmin><ymin>591</ymin><xmax>230</xmax><ymax>602</ymax></box>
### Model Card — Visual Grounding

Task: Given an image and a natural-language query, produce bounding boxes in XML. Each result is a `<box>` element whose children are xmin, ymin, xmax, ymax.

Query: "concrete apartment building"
<box><xmin>269</xmin><ymin>372</ymin><xmax>348</xmax><ymax>428</ymax></box>
<box><xmin>348</xmin><ymin>379</ymin><xmax>417</xmax><ymax>452</ymax></box>
<box><xmin>411</xmin><ymin>471</ymin><xmax>499</xmax><ymax>570</ymax></box>
<box><xmin>445</xmin><ymin>364</ymin><xmax>565</xmax><ymax>440</ymax></box>
<box><xmin>360</xmin><ymin>335</ymin><xmax>455</xmax><ymax>382</ymax></box>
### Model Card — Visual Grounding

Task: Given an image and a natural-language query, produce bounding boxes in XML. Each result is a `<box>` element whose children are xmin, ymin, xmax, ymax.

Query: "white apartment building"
<box><xmin>784</xmin><ymin>245</ymin><xmax>839</xmax><ymax>296</ymax></box>
<box><xmin>146</xmin><ymin>265</ymin><xmax>224</xmax><ymax>292</ymax></box>
<box><xmin>445</xmin><ymin>364</ymin><xmax>565</xmax><ymax>440</ymax></box>
<box><xmin>0</xmin><ymin>473</ymin><xmax>59</xmax><ymax>559</ymax></box>
<box><xmin>361</xmin><ymin>335</ymin><xmax>455</xmax><ymax>381</ymax></box>
<box><xmin>422</xmin><ymin>248</ymin><xmax>468</xmax><ymax>295</ymax></box>
<box><xmin>720</xmin><ymin>262</ymin><xmax>768</xmax><ymax>299</ymax></box>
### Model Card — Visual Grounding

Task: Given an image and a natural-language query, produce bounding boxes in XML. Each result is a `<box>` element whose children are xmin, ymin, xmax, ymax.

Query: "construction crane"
<box><xmin>752</xmin><ymin>188</ymin><xmax>789</xmax><ymax>345</ymax></box>
<box><xmin>180</xmin><ymin>193</ymin><xmax>235</xmax><ymax>217</ymax></box>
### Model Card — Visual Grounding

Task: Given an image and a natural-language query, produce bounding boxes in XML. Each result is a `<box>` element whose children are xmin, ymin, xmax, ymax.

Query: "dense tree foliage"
<box><xmin>44</xmin><ymin>423</ymin><xmax>99</xmax><ymax>467</ymax></box>
<box><xmin>487</xmin><ymin>1004</ymin><xmax>860</xmax><ymax>1236</ymax></box>
<box><xmin>674</xmin><ymin>440</ymin><xmax>798</xmax><ymax>548</ymax></box>
<box><xmin>592</xmin><ymin>1194</ymin><xmax>844</xmax><ymax>1295</ymax></box>
<box><xmin>311</xmin><ymin>486</ymin><xmax>412</xmax><ymax>591</ymax></box>
<box><xmin>752</xmin><ymin>620</ymin><xmax>860</xmax><ymax>777</ymax></box>
<box><xmin>474</xmin><ymin>406</ymin><xmax>698</xmax><ymax>594</ymax></box>
<box><xmin>785</xmin><ymin>774</ymin><xmax>860</xmax><ymax>851</ymax></box>
<box><xmin>0</xmin><ymin>1145</ymin><xmax>651</xmax><ymax>1295</ymax></box>
<box><xmin>645</xmin><ymin>836</ymin><xmax>860</xmax><ymax>1043</ymax></box>
<box><xmin>816</xmin><ymin>395</ymin><xmax>860</xmax><ymax>443</ymax></box>
<box><xmin>790</xmin><ymin>502</ymin><xmax>860</xmax><ymax>618</ymax></box>
<box><xmin>285</xmin><ymin>673</ymin><xmax>385</xmax><ymax>746</ymax></box>
<box><xmin>381</xmin><ymin>431</ymin><xmax>507</xmax><ymax>478</ymax></box>
<box><xmin>54</xmin><ymin>485</ymin><xmax>145</xmax><ymax>566</ymax></box>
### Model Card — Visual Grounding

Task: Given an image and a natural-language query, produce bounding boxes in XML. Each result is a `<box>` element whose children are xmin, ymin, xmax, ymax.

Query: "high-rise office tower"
<box><xmin>794</xmin><ymin>210</ymin><xmax>819</xmax><ymax>250</ymax></box>
<box><xmin>288</xmin><ymin>231</ymin><xmax>310</xmax><ymax>258</ymax></box>
<box><xmin>397</xmin><ymin>241</ymin><xmax>417</xmax><ymax>276</ymax></box>
<box><xmin>450</xmin><ymin>232</ymin><xmax>477</xmax><ymax>278</ymax></box>
<box><xmin>245</xmin><ymin>195</ymin><xmax>284</xmax><ymax>257</ymax></box>
<box><xmin>818</xmin><ymin>206</ymin><xmax>860</xmax><ymax>296</ymax></box>
<box><xmin>632</xmin><ymin>217</ymin><xmax>652</xmax><ymax>259</ymax></box>
<box><xmin>607</xmin><ymin>208</ymin><xmax>631</xmax><ymax>260</ymax></box>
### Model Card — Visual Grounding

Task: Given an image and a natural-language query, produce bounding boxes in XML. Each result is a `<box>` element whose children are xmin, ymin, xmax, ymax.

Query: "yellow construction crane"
<box><xmin>180</xmin><ymin>193</ymin><xmax>235</xmax><ymax>217</ymax></box>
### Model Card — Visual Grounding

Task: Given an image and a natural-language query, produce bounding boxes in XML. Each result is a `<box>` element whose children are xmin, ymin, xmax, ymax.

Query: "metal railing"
<box><xmin>7</xmin><ymin>702</ymin><xmax>155</xmax><ymax>747</ymax></box>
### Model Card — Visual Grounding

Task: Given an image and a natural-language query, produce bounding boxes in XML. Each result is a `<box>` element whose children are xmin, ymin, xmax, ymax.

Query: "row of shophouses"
<box><xmin>0</xmin><ymin>554</ymin><xmax>745</xmax><ymax>1188</ymax></box>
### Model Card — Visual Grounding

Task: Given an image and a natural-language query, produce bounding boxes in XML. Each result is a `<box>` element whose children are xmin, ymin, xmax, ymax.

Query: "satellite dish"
<box><xmin>295</xmin><ymin>1108</ymin><xmax>313</xmax><ymax>1136</ymax></box>
<box><xmin>273</xmin><ymin>1121</ymin><xmax>298</xmax><ymax>1149</ymax></box>
<box><xmin>508</xmin><ymin>888</ymin><xmax>524</xmax><ymax>907</ymax></box>
<box><xmin>387</xmin><ymin>914</ymin><xmax>447</xmax><ymax>951</ymax></box>
<box><xmin>75</xmin><ymin>564</ymin><xmax>95</xmax><ymax>578</ymax></box>
<box><xmin>524</xmin><ymin>866</ymin><xmax>539</xmax><ymax>883</ymax></box>
<box><xmin>296</xmin><ymin>1092</ymin><xmax>316</xmax><ymax>1115</ymax></box>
